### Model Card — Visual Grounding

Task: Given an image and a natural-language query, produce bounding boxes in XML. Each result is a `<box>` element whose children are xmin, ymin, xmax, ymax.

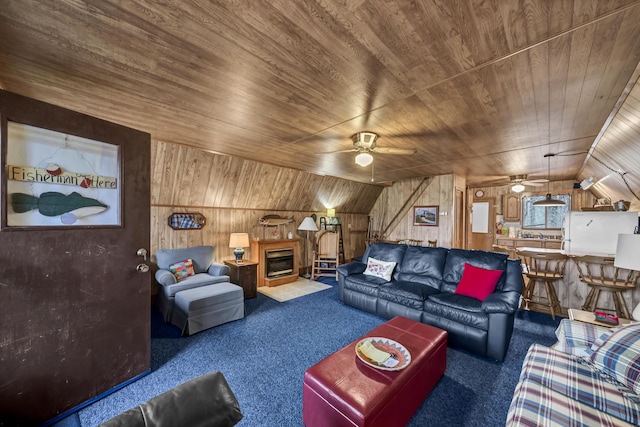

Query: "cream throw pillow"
<box><xmin>363</xmin><ymin>257</ymin><xmax>396</xmax><ymax>281</ymax></box>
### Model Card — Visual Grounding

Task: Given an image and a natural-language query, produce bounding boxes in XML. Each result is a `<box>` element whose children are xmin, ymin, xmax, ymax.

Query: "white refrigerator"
<box><xmin>562</xmin><ymin>211</ymin><xmax>638</xmax><ymax>256</ymax></box>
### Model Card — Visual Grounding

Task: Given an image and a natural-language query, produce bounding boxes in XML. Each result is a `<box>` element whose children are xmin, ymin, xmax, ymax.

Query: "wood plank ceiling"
<box><xmin>1</xmin><ymin>0</ymin><xmax>640</xmax><ymax>186</ymax></box>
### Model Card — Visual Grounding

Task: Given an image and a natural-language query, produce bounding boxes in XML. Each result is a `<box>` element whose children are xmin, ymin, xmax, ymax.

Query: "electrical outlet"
<box><xmin>348</xmin><ymin>223</ymin><xmax>352</xmax><ymax>229</ymax></box>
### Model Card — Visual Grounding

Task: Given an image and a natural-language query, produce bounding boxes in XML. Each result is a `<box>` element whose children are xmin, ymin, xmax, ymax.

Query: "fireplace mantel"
<box><xmin>250</xmin><ymin>238</ymin><xmax>300</xmax><ymax>287</ymax></box>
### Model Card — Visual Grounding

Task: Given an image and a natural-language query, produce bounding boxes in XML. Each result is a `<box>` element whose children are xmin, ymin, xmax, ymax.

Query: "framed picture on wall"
<box><xmin>413</xmin><ymin>205</ymin><xmax>439</xmax><ymax>226</ymax></box>
<box><xmin>2</xmin><ymin>121</ymin><xmax>122</xmax><ymax>228</ymax></box>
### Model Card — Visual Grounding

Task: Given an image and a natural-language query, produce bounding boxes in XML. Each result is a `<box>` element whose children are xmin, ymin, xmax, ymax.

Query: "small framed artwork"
<box><xmin>413</xmin><ymin>205</ymin><xmax>439</xmax><ymax>226</ymax></box>
<box><xmin>168</xmin><ymin>212</ymin><xmax>206</xmax><ymax>230</ymax></box>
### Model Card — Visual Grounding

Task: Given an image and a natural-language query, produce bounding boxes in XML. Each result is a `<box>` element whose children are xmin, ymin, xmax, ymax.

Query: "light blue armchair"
<box><xmin>155</xmin><ymin>245</ymin><xmax>230</xmax><ymax>322</ymax></box>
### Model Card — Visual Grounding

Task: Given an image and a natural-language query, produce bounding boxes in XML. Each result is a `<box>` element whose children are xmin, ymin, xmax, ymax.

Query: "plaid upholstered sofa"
<box><xmin>506</xmin><ymin>319</ymin><xmax>640</xmax><ymax>426</ymax></box>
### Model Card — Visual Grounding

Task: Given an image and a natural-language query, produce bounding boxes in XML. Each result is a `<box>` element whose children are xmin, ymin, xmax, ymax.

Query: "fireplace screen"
<box><xmin>265</xmin><ymin>249</ymin><xmax>294</xmax><ymax>278</ymax></box>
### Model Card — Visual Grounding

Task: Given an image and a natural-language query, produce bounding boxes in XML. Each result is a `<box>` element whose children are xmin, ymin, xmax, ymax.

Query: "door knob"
<box><xmin>136</xmin><ymin>263</ymin><xmax>150</xmax><ymax>273</ymax></box>
<box><xmin>137</xmin><ymin>248</ymin><xmax>148</xmax><ymax>261</ymax></box>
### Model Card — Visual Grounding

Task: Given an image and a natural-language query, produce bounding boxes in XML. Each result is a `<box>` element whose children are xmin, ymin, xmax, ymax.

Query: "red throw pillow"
<box><xmin>454</xmin><ymin>263</ymin><xmax>504</xmax><ymax>301</ymax></box>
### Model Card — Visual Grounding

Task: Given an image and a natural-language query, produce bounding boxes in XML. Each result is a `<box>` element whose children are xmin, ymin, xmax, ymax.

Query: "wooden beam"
<box><xmin>381</xmin><ymin>177</ymin><xmax>433</xmax><ymax>237</ymax></box>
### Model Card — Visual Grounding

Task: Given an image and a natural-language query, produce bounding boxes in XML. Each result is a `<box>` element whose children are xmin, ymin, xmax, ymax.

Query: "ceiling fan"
<box><xmin>503</xmin><ymin>174</ymin><xmax>548</xmax><ymax>192</ymax></box>
<box><xmin>318</xmin><ymin>131</ymin><xmax>417</xmax><ymax>167</ymax></box>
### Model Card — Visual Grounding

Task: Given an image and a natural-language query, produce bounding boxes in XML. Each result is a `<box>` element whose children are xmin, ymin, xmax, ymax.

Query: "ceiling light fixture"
<box><xmin>533</xmin><ymin>153</ymin><xmax>565</xmax><ymax>207</ymax></box>
<box><xmin>511</xmin><ymin>183</ymin><xmax>525</xmax><ymax>193</ymax></box>
<box><xmin>355</xmin><ymin>152</ymin><xmax>373</xmax><ymax>167</ymax></box>
<box><xmin>352</xmin><ymin>131</ymin><xmax>378</xmax><ymax>148</ymax></box>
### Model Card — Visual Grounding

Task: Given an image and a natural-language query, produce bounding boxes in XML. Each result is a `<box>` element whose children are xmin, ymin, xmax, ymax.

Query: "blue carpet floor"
<box><xmin>62</xmin><ymin>278</ymin><xmax>560</xmax><ymax>426</ymax></box>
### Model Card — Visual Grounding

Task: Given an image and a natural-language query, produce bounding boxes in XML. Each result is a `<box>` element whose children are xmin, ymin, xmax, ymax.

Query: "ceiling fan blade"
<box><xmin>523</xmin><ymin>179</ymin><xmax>549</xmax><ymax>184</ymax></box>
<box><xmin>522</xmin><ymin>181</ymin><xmax>545</xmax><ymax>186</ymax></box>
<box><xmin>372</xmin><ymin>147</ymin><xmax>417</xmax><ymax>155</ymax></box>
<box><xmin>314</xmin><ymin>148</ymin><xmax>357</xmax><ymax>155</ymax></box>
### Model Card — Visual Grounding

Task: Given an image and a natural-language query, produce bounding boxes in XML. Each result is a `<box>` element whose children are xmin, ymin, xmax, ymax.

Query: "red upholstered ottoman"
<box><xmin>302</xmin><ymin>316</ymin><xmax>447</xmax><ymax>427</ymax></box>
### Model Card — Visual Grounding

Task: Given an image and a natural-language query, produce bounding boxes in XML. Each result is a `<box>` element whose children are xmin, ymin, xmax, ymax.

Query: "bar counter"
<box><xmin>513</xmin><ymin>246</ymin><xmax>638</xmax><ymax>318</ymax></box>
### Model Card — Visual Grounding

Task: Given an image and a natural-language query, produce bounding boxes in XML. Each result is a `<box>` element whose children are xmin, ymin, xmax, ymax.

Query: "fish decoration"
<box><xmin>11</xmin><ymin>191</ymin><xmax>108</xmax><ymax>224</ymax></box>
<box><xmin>259</xmin><ymin>215</ymin><xmax>294</xmax><ymax>226</ymax></box>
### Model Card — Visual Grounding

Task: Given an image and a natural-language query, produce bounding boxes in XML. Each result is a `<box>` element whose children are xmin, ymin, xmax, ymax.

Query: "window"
<box><xmin>522</xmin><ymin>194</ymin><xmax>571</xmax><ymax>229</ymax></box>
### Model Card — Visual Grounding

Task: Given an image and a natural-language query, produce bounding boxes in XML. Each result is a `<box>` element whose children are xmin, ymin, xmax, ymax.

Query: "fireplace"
<box><xmin>250</xmin><ymin>238</ymin><xmax>300</xmax><ymax>287</ymax></box>
<box><xmin>265</xmin><ymin>248</ymin><xmax>294</xmax><ymax>278</ymax></box>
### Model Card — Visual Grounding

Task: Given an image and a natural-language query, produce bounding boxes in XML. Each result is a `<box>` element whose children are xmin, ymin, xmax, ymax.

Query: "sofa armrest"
<box><xmin>155</xmin><ymin>269</ymin><xmax>177</xmax><ymax>286</ymax></box>
<box><xmin>208</xmin><ymin>262</ymin><xmax>230</xmax><ymax>276</ymax></box>
<box><xmin>482</xmin><ymin>291</ymin><xmax>520</xmax><ymax>314</ymax></box>
<box><xmin>100</xmin><ymin>371</ymin><xmax>243</xmax><ymax>427</ymax></box>
<box><xmin>337</xmin><ymin>262</ymin><xmax>366</xmax><ymax>277</ymax></box>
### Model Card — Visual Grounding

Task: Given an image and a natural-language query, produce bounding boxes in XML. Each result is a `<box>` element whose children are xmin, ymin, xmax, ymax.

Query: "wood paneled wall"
<box><xmin>369</xmin><ymin>174</ymin><xmax>457</xmax><ymax>247</ymax></box>
<box><xmin>150</xmin><ymin>141</ymin><xmax>376</xmax><ymax>272</ymax></box>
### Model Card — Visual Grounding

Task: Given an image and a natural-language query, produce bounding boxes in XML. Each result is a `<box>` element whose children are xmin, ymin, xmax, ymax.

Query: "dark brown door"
<box><xmin>0</xmin><ymin>91</ymin><xmax>151</xmax><ymax>423</ymax></box>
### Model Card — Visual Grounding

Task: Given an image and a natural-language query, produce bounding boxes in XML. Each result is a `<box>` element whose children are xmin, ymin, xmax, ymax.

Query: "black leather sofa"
<box><xmin>337</xmin><ymin>243</ymin><xmax>523</xmax><ymax>361</ymax></box>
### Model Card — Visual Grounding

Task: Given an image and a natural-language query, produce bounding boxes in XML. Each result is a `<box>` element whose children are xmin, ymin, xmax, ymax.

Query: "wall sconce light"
<box><xmin>580</xmin><ymin>176</ymin><xmax>594</xmax><ymax>190</ymax></box>
<box><xmin>327</xmin><ymin>208</ymin><xmax>336</xmax><ymax>218</ymax></box>
<box><xmin>355</xmin><ymin>152</ymin><xmax>373</xmax><ymax>167</ymax></box>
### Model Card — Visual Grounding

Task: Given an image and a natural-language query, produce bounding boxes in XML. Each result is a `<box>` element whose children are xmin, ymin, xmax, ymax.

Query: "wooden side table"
<box><xmin>224</xmin><ymin>260</ymin><xmax>258</xmax><ymax>299</ymax></box>
<box><xmin>568</xmin><ymin>308</ymin><xmax>633</xmax><ymax>327</ymax></box>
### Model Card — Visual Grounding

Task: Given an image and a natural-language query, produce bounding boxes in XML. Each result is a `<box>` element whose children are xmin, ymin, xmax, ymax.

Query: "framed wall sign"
<box><xmin>413</xmin><ymin>205</ymin><xmax>439</xmax><ymax>226</ymax></box>
<box><xmin>3</xmin><ymin>121</ymin><xmax>122</xmax><ymax>228</ymax></box>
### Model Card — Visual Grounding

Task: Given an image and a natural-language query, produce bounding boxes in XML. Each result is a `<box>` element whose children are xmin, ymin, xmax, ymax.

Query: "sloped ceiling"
<box><xmin>579</xmin><ymin>78</ymin><xmax>640</xmax><ymax>211</ymax></box>
<box><xmin>1</xmin><ymin>1</ymin><xmax>640</xmax><ymax>188</ymax></box>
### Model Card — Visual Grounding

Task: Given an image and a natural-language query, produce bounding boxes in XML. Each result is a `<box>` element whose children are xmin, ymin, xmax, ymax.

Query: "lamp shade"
<box><xmin>327</xmin><ymin>208</ymin><xmax>336</xmax><ymax>217</ymax></box>
<box><xmin>229</xmin><ymin>232</ymin><xmax>250</xmax><ymax>248</ymax></box>
<box><xmin>298</xmin><ymin>217</ymin><xmax>318</xmax><ymax>231</ymax></box>
<box><xmin>614</xmin><ymin>234</ymin><xmax>640</xmax><ymax>271</ymax></box>
<box><xmin>355</xmin><ymin>152</ymin><xmax>373</xmax><ymax>167</ymax></box>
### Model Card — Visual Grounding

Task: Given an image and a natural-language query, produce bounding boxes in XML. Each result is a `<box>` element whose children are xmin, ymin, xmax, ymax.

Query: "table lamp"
<box><xmin>614</xmin><ymin>234</ymin><xmax>640</xmax><ymax>320</ymax></box>
<box><xmin>229</xmin><ymin>232</ymin><xmax>250</xmax><ymax>263</ymax></box>
<box><xmin>298</xmin><ymin>217</ymin><xmax>318</xmax><ymax>278</ymax></box>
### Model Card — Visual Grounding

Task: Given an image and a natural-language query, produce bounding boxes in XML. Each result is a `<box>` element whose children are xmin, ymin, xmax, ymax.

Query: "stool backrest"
<box><xmin>516</xmin><ymin>250</ymin><xmax>567</xmax><ymax>278</ymax></box>
<box><xmin>572</xmin><ymin>255</ymin><xmax>640</xmax><ymax>288</ymax></box>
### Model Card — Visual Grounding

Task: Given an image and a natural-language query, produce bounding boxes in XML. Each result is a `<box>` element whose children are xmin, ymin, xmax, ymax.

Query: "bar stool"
<box><xmin>516</xmin><ymin>249</ymin><xmax>568</xmax><ymax>320</ymax></box>
<box><xmin>572</xmin><ymin>255</ymin><xmax>640</xmax><ymax>319</ymax></box>
<box><xmin>428</xmin><ymin>239</ymin><xmax>437</xmax><ymax>247</ymax></box>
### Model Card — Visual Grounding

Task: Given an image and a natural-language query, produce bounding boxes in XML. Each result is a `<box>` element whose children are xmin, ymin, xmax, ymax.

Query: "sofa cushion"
<box><xmin>424</xmin><ymin>294</ymin><xmax>489</xmax><ymax>330</ymax></box>
<box><xmin>162</xmin><ymin>273</ymin><xmax>230</xmax><ymax>298</ymax></box>
<box><xmin>363</xmin><ymin>243</ymin><xmax>407</xmax><ymax>281</ymax></box>
<box><xmin>156</xmin><ymin>245</ymin><xmax>215</xmax><ymax>274</ymax></box>
<box><xmin>507</xmin><ymin>343</ymin><xmax>640</xmax><ymax>426</ymax></box>
<box><xmin>590</xmin><ymin>323</ymin><xmax>640</xmax><ymax>394</ymax></box>
<box><xmin>454</xmin><ymin>263</ymin><xmax>503</xmax><ymax>301</ymax></box>
<box><xmin>343</xmin><ymin>274</ymin><xmax>388</xmax><ymax>296</ymax></box>
<box><xmin>441</xmin><ymin>249</ymin><xmax>507</xmax><ymax>293</ymax></box>
<box><xmin>396</xmin><ymin>246</ymin><xmax>448</xmax><ymax>291</ymax></box>
<box><xmin>378</xmin><ymin>281</ymin><xmax>440</xmax><ymax>310</ymax></box>
<box><xmin>551</xmin><ymin>319</ymin><xmax>612</xmax><ymax>357</ymax></box>
<box><xmin>363</xmin><ymin>257</ymin><xmax>396</xmax><ymax>281</ymax></box>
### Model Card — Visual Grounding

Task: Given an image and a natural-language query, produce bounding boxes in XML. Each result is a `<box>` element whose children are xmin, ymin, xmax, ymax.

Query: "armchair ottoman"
<box><xmin>173</xmin><ymin>283</ymin><xmax>245</xmax><ymax>336</ymax></box>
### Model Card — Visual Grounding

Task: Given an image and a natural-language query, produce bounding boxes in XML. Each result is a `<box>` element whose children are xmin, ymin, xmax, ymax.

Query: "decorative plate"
<box><xmin>355</xmin><ymin>337</ymin><xmax>411</xmax><ymax>371</ymax></box>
